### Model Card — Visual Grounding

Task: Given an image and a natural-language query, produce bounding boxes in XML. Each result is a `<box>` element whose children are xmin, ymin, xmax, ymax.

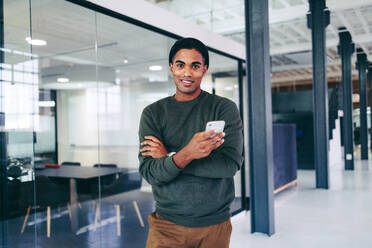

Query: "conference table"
<box><xmin>36</xmin><ymin>166</ymin><xmax>129</xmax><ymax>232</ymax></box>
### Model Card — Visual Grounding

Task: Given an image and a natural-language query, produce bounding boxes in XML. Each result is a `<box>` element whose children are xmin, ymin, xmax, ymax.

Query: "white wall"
<box><xmin>57</xmin><ymin>80</ymin><xmax>174</xmax><ymax>168</ymax></box>
<box><xmin>329</xmin><ymin>117</ymin><xmax>343</xmax><ymax>169</ymax></box>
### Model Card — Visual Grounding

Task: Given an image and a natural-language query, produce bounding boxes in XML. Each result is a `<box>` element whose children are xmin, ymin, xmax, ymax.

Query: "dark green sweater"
<box><xmin>138</xmin><ymin>90</ymin><xmax>243</xmax><ymax>227</ymax></box>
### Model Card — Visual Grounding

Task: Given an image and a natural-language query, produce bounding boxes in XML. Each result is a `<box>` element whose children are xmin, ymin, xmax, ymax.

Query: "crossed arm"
<box><xmin>140</xmin><ymin>130</ymin><xmax>225</xmax><ymax>168</ymax></box>
<box><xmin>138</xmin><ymin>102</ymin><xmax>243</xmax><ymax>186</ymax></box>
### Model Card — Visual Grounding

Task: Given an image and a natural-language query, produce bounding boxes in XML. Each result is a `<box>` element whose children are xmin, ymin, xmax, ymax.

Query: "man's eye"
<box><xmin>176</xmin><ymin>64</ymin><xmax>184</xmax><ymax>68</ymax></box>
<box><xmin>193</xmin><ymin>65</ymin><xmax>200</xmax><ymax>69</ymax></box>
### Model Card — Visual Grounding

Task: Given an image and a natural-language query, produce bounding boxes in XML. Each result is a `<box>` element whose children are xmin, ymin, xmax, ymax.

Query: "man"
<box><xmin>138</xmin><ymin>37</ymin><xmax>243</xmax><ymax>248</ymax></box>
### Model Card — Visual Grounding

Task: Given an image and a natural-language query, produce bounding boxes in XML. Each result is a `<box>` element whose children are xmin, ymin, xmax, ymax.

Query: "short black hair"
<box><xmin>168</xmin><ymin>37</ymin><xmax>209</xmax><ymax>68</ymax></box>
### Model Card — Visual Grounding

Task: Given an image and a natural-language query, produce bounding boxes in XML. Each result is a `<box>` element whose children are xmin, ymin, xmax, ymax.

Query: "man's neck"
<box><xmin>174</xmin><ymin>89</ymin><xmax>201</xmax><ymax>102</ymax></box>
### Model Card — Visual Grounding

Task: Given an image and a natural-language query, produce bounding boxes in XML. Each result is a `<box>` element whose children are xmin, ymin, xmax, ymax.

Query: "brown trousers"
<box><xmin>146</xmin><ymin>212</ymin><xmax>232</xmax><ymax>248</ymax></box>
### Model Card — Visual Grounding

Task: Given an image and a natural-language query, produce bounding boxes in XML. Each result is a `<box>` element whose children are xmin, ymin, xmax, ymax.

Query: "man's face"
<box><xmin>170</xmin><ymin>48</ymin><xmax>208</xmax><ymax>98</ymax></box>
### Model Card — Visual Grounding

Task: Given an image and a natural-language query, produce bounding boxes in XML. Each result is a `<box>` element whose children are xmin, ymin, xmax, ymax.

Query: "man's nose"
<box><xmin>183</xmin><ymin>66</ymin><xmax>192</xmax><ymax>77</ymax></box>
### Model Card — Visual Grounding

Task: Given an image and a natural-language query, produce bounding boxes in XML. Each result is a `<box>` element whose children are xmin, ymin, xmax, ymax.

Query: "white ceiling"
<box><xmin>148</xmin><ymin>0</ymin><xmax>372</xmax><ymax>84</ymax></box>
<box><xmin>3</xmin><ymin>0</ymin><xmax>372</xmax><ymax>88</ymax></box>
<box><xmin>3</xmin><ymin>0</ymin><xmax>241</xmax><ymax>89</ymax></box>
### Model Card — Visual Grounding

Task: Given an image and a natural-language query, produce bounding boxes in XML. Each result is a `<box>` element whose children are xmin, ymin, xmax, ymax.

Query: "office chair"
<box><xmin>20</xmin><ymin>175</ymin><xmax>70</xmax><ymax>238</ymax></box>
<box><xmin>91</xmin><ymin>172</ymin><xmax>143</xmax><ymax>236</ymax></box>
<box><xmin>92</xmin><ymin>163</ymin><xmax>118</xmax><ymax>186</ymax></box>
<box><xmin>93</xmin><ymin>163</ymin><xmax>117</xmax><ymax>168</ymax></box>
<box><xmin>7</xmin><ymin>178</ymin><xmax>22</xmax><ymax>217</ymax></box>
<box><xmin>61</xmin><ymin>161</ymin><xmax>81</xmax><ymax>166</ymax></box>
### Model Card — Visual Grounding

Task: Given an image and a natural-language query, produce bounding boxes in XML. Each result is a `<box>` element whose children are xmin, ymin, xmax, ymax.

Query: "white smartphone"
<box><xmin>205</xmin><ymin>120</ymin><xmax>225</xmax><ymax>138</ymax></box>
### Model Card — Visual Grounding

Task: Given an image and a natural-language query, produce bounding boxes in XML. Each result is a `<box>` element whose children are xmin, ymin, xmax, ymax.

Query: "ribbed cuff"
<box><xmin>164</xmin><ymin>155</ymin><xmax>183</xmax><ymax>177</ymax></box>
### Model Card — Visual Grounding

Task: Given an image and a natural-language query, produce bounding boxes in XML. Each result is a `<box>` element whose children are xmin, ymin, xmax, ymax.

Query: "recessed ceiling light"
<box><xmin>38</xmin><ymin>101</ymin><xmax>55</xmax><ymax>107</ymax></box>
<box><xmin>25</xmin><ymin>37</ymin><xmax>47</xmax><ymax>46</ymax></box>
<box><xmin>57</xmin><ymin>77</ymin><xmax>69</xmax><ymax>83</ymax></box>
<box><xmin>123</xmin><ymin>59</ymin><xmax>128</xmax><ymax>64</ymax></box>
<box><xmin>57</xmin><ymin>78</ymin><xmax>70</xmax><ymax>83</ymax></box>
<box><xmin>149</xmin><ymin>65</ymin><xmax>162</xmax><ymax>71</ymax></box>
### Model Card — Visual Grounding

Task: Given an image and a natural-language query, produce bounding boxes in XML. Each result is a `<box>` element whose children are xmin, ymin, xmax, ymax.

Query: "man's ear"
<box><xmin>202</xmin><ymin>65</ymin><xmax>208</xmax><ymax>75</ymax></box>
<box><xmin>169</xmin><ymin>63</ymin><xmax>174</xmax><ymax>73</ymax></box>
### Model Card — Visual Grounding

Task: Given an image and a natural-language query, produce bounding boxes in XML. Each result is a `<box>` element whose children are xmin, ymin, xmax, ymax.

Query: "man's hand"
<box><xmin>173</xmin><ymin>130</ymin><xmax>225</xmax><ymax>168</ymax></box>
<box><xmin>140</xmin><ymin>136</ymin><xmax>168</xmax><ymax>158</ymax></box>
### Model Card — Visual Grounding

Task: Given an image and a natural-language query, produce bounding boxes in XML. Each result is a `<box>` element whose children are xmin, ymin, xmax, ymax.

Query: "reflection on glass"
<box><xmin>2</xmin><ymin>0</ymin><xmax>36</xmax><ymax>247</ymax></box>
<box><xmin>1</xmin><ymin>0</ymin><xmax>243</xmax><ymax>247</ymax></box>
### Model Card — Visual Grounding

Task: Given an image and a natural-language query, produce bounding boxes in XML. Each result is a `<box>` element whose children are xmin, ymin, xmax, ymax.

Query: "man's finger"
<box><xmin>141</xmin><ymin>151</ymin><xmax>154</xmax><ymax>156</ymax></box>
<box><xmin>145</xmin><ymin>136</ymin><xmax>161</xmax><ymax>144</ymax></box>
<box><xmin>211</xmin><ymin>138</ymin><xmax>224</xmax><ymax>150</ymax></box>
<box><xmin>210</xmin><ymin>132</ymin><xmax>225</xmax><ymax>144</ymax></box>
<box><xmin>141</xmin><ymin>140</ymin><xmax>159</xmax><ymax>147</ymax></box>
<box><xmin>140</xmin><ymin>146</ymin><xmax>153</xmax><ymax>152</ymax></box>
<box><xmin>218</xmin><ymin>132</ymin><xmax>225</xmax><ymax>138</ymax></box>
<box><xmin>202</xmin><ymin>130</ymin><xmax>216</xmax><ymax>139</ymax></box>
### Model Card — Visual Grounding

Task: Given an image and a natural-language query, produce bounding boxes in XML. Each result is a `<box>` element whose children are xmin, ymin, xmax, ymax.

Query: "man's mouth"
<box><xmin>180</xmin><ymin>79</ymin><xmax>194</xmax><ymax>86</ymax></box>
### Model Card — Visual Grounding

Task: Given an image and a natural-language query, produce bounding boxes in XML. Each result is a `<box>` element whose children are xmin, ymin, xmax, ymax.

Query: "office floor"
<box><xmin>230</xmin><ymin>158</ymin><xmax>372</xmax><ymax>248</ymax></box>
<box><xmin>5</xmin><ymin>191</ymin><xmax>156</xmax><ymax>248</ymax></box>
<box><xmin>4</xmin><ymin>191</ymin><xmax>242</xmax><ymax>248</ymax></box>
<box><xmin>4</xmin><ymin>155</ymin><xmax>372</xmax><ymax>247</ymax></box>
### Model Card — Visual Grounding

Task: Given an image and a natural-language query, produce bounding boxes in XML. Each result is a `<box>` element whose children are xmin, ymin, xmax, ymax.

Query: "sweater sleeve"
<box><xmin>182</xmin><ymin>100</ymin><xmax>244</xmax><ymax>178</ymax></box>
<box><xmin>138</xmin><ymin>106</ymin><xmax>183</xmax><ymax>186</ymax></box>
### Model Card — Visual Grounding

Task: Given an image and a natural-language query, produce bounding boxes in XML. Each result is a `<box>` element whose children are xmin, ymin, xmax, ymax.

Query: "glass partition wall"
<box><xmin>0</xmin><ymin>0</ymin><xmax>246</xmax><ymax>247</ymax></box>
